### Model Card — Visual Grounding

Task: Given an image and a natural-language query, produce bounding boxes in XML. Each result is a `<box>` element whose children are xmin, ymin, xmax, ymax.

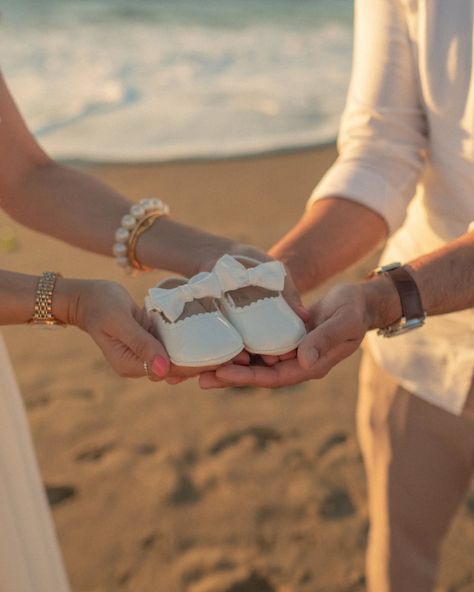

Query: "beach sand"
<box><xmin>1</xmin><ymin>145</ymin><xmax>473</xmax><ymax>592</ymax></box>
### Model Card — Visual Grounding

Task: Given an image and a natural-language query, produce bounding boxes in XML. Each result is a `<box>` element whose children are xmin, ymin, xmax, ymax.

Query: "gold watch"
<box><xmin>29</xmin><ymin>272</ymin><xmax>67</xmax><ymax>329</ymax></box>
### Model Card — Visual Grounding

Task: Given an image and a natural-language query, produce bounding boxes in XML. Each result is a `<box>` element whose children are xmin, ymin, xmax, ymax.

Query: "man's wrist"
<box><xmin>361</xmin><ymin>275</ymin><xmax>403</xmax><ymax>331</ymax></box>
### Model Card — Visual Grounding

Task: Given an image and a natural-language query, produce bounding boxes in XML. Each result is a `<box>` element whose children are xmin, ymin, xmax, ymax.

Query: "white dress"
<box><xmin>0</xmin><ymin>335</ymin><xmax>71</xmax><ymax>591</ymax></box>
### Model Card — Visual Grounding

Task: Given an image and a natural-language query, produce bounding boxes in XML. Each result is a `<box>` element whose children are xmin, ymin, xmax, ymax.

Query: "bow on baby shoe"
<box><xmin>148</xmin><ymin>272</ymin><xmax>222</xmax><ymax>322</ymax></box>
<box><xmin>213</xmin><ymin>254</ymin><xmax>286</xmax><ymax>293</ymax></box>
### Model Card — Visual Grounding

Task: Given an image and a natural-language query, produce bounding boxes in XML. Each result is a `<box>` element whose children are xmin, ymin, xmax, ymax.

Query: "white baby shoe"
<box><xmin>145</xmin><ymin>271</ymin><xmax>244</xmax><ymax>367</ymax></box>
<box><xmin>213</xmin><ymin>254</ymin><xmax>306</xmax><ymax>355</ymax></box>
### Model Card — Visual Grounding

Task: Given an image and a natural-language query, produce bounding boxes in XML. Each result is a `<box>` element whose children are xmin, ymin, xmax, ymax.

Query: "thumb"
<box><xmin>119</xmin><ymin>318</ymin><xmax>171</xmax><ymax>379</ymax></box>
<box><xmin>297</xmin><ymin>329</ymin><xmax>322</xmax><ymax>371</ymax></box>
<box><xmin>297</xmin><ymin>308</ymin><xmax>358</xmax><ymax>371</ymax></box>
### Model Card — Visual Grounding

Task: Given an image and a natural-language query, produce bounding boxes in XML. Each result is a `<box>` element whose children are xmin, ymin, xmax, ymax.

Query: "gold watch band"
<box><xmin>29</xmin><ymin>272</ymin><xmax>66</xmax><ymax>328</ymax></box>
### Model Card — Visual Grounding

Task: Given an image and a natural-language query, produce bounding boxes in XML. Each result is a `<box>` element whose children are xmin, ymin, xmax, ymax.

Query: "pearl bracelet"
<box><xmin>113</xmin><ymin>198</ymin><xmax>170</xmax><ymax>275</ymax></box>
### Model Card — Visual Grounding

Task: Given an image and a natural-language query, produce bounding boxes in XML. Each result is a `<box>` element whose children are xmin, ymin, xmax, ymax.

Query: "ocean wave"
<box><xmin>0</xmin><ymin>2</ymin><xmax>353</xmax><ymax>161</ymax></box>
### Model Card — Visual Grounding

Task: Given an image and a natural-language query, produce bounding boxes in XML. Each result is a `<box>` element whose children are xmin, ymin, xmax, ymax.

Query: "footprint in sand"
<box><xmin>75</xmin><ymin>442</ymin><xmax>115</xmax><ymax>463</ymax></box>
<box><xmin>26</xmin><ymin>393</ymin><xmax>51</xmax><ymax>409</ymax></box>
<box><xmin>465</xmin><ymin>493</ymin><xmax>474</xmax><ymax>515</ymax></box>
<box><xmin>356</xmin><ymin>519</ymin><xmax>370</xmax><ymax>549</ymax></box>
<box><xmin>316</xmin><ymin>431</ymin><xmax>348</xmax><ymax>458</ymax></box>
<box><xmin>134</xmin><ymin>442</ymin><xmax>158</xmax><ymax>456</ymax></box>
<box><xmin>167</xmin><ymin>472</ymin><xmax>201</xmax><ymax>505</ymax></box>
<box><xmin>208</xmin><ymin>426</ymin><xmax>282</xmax><ymax>456</ymax></box>
<box><xmin>189</xmin><ymin>569</ymin><xmax>276</xmax><ymax>592</ymax></box>
<box><xmin>319</xmin><ymin>488</ymin><xmax>356</xmax><ymax>520</ymax></box>
<box><xmin>178</xmin><ymin>549</ymin><xmax>236</xmax><ymax>586</ymax></box>
<box><xmin>66</xmin><ymin>387</ymin><xmax>96</xmax><ymax>401</ymax></box>
<box><xmin>346</xmin><ymin>574</ymin><xmax>367</xmax><ymax>591</ymax></box>
<box><xmin>45</xmin><ymin>484</ymin><xmax>77</xmax><ymax>506</ymax></box>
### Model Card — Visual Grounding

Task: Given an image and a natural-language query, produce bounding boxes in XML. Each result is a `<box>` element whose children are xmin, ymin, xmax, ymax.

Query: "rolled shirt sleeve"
<box><xmin>308</xmin><ymin>0</ymin><xmax>429</xmax><ymax>235</ymax></box>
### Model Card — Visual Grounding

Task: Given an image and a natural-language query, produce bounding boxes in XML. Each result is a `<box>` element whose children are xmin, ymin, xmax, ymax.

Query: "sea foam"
<box><xmin>1</xmin><ymin>0</ymin><xmax>353</xmax><ymax>161</ymax></box>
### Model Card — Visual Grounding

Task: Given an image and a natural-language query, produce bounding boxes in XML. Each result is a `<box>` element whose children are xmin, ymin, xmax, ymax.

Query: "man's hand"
<box><xmin>199</xmin><ymin>282</ymin><xmax>385</xmax><ymax>389</ymax></box>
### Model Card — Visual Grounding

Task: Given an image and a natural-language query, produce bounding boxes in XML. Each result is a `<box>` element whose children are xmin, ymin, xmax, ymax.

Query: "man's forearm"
<box><xmin>409</xmin><ymin>231</ymin><xmax>474</xmax><ymax>315</ymax></box>
<box><xmin>269</xmin><ymin>197</ymin><xmax>388</xmax><ymax>293</ymax></box>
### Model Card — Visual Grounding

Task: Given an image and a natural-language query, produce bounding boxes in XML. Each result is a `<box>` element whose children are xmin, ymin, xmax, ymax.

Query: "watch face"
<box><xmin>380</xmin><ymin>262</ymin><xmax>402</xmax><ymax>273</ymax></box>
<box><xmin>378</xmin><ymin>317</ymin><xmax>425</xmax><ymax>338</ymax></box>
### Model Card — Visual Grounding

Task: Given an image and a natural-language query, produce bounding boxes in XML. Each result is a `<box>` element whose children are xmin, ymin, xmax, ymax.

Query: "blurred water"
<box><xmin>0</xmin><ymin>0</ymin><xmax>353</xmax><ymax>161</ymax></box>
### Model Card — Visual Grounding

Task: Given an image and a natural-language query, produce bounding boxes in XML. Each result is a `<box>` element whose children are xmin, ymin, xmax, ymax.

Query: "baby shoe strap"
<box><xmin>214</xmin><ymin>255</ymin><xmax>286</xmax><ymax>293</ymax></box>
<box><xmin>147</xmin><ymin>272</ymin><xmax>222</xmax><ymax>322</ymax></box>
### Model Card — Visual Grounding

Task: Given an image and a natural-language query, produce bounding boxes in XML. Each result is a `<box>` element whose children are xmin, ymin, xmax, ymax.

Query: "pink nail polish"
<box><xmin>151</xmin><ymin>355</ymin><xmax>169</xmax><ymax>377</ymax></box>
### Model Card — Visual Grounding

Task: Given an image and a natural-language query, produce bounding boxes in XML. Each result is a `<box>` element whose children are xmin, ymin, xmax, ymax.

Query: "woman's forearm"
<box><xmin>5</xmin><ymin>161</ymin><xmax>237</xmax><ymax>277</ymax></box>
<box><xmin>0</xmin><ymin>270</ymin><xmax>39</xmax><ymax>325</ymax></box>
<box><xmin>0</xmin><ymin>269</ymin><xmax>83</xmax><ymax>326</ymax></box>
<box><xmin>5</xmin><ymin>160</ymin><xmax>130</xmax><ymax>256</ymax></box>
<box><xmin>0</xmin><ymin>72</ymin><xmax>236</xmax><ymax>278</ymax></box>
<box><xmin>6</xmin><ymin>161</ymin><xmax>234</xmax><ymax>277</ymax></box>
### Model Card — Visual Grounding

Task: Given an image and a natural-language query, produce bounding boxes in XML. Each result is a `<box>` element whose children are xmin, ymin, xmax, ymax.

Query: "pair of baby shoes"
<box><xmin>144</xmin><ymin>254</ymin><xmax>306</xmax><ymax>367</ymax></box>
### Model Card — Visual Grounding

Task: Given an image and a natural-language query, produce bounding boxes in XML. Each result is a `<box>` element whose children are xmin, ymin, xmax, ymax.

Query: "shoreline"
<box><xmin>59</xmin><ymin>140</ymin><xmax>338</xmax><ymax>169</ymax></box>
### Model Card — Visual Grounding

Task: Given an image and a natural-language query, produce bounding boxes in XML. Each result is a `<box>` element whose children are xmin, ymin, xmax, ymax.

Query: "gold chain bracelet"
<box><xmin>29</xmin><ymin>272</ymin><xmax>66</xmax><ymax>328</ymax></box>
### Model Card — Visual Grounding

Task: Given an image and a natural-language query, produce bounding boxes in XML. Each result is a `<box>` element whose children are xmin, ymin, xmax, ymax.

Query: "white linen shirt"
<box><xmin>308</xmin><ymin>0</ymin><xmax>474</xmax><ymax>415</ymax></box>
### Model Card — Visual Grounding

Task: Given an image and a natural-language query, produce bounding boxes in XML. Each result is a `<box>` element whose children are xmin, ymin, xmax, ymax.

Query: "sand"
<box><xmin>1</xmin><ymin>145</ymin><xmax>473</xmax><ymax>592</ymax></box>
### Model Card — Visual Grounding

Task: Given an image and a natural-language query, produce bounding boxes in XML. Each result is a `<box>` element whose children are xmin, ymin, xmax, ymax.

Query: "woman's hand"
<box><xmin>54</xmin><ymin>278</ymin><xmax>251</xmax><ymax>382</ymax></box>
<box><xmin>54</xmin><ymin>279</ymin><xmax>171</xmax><ymax>380</ymax></box>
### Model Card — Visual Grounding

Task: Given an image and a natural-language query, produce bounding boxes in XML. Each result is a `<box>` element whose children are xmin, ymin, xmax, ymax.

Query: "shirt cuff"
<box><xmin>307</xmin><ymin>160</ymin><xmax>409</xmax><ymax>235</ymax></box>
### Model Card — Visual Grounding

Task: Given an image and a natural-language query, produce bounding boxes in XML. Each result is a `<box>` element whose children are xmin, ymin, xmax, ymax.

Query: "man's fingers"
<box><xmin>260</xmin><ymin>350</ymin><xmax>297</xmax><ymax>366</ymax></box>
<box><xmin>199</xmin><ymin>372</ymin><xmax>229</xmax><ymax>389</ymax></box>
<box><xmin>215</xmin><ymin>359</ymin><xmax>306</xmax><ymax>388</ymax></box>
<box><xmin>279</xmin><ymin>350</ymin><xmax>297</xmax><ymax>361</ymax></box>
<box><xmin>260</xmin><ymin>354</ymin><xmax>280</xmax><ymax>366</ymax></box>
<box><xmin>307</xmin><ymin>339</ymin><xmax>362</xmax><ymax>378</ymax></box>
<box><xmin>166</xmin><ymin>376</ymin><xmax>188</xmax><ymax>385</ymax></box>
<box><xmin>233</xmin><ymin>350</ymin><xmax>251</xmax><ymax>365</ymax></box>
<box><xmin>215</xmin><ymin>339</ymin><xmax>361</xmax><ymax>389</ymax></box>
<box><xmin>297</xmin><ymin>310</ymin><xmax>362</xmax><ymax>370</ymax></box>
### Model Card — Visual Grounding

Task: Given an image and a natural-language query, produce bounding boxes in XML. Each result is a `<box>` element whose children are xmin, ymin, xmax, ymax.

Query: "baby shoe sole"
<box><xmin>168</xmin><ymin>344</ymin><xmax>244</xmax><ymax>368</ymax></box>
<box><xmin>244</xmin><ymin>335</ymin><xmax>305</xmax><ymax>356</ymax></box>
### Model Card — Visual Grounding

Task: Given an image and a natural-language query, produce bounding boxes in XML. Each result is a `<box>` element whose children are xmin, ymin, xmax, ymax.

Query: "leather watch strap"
<box><xmin>385</xmin><ymin>266</ymin><xmax>424</xmax><ymax>321</ymax></box>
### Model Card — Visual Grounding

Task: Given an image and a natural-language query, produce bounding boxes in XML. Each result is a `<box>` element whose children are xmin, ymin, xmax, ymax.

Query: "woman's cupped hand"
<box><xmin>55</xmin><ymin>279</ymin><xmax>249</xmax><ymax>382</ymax></box>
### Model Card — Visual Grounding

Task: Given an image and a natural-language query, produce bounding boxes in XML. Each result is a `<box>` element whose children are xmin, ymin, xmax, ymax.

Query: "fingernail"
<box><xmin>305</xmin><ymin>347</ymin><xmax>319</xmax><ymax>367</ymax></box>
<box><xmin>151</xmin><ymin>355</ymin><xmax>169</xmax><ymax>377</ymax></box>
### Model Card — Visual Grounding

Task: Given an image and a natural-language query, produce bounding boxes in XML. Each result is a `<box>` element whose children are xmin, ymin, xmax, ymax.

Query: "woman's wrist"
<box><xmin>52</xmin><ymin>277</ymin><xmax>92</xmax><ymax>327</ymax></box>
<box><xmin>136</xmin><ymin>217</ymin><xmax>236</xmax><ymax>277</ymax></box>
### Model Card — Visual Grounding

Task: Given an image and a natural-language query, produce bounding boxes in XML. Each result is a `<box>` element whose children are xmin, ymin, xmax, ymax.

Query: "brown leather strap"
<box><xmin>385</xmin><ymin>266</ymin><xmax>424</xmax><ymax>321</ymax></box>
